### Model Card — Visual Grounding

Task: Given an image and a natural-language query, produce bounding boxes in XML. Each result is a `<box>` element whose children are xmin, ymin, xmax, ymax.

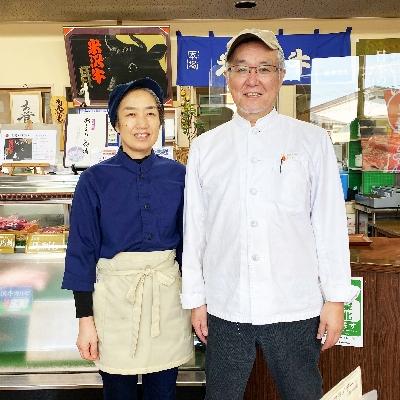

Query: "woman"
<box><xmin>62</xmin><ymin>78</ymin><xmax>193</xmax><ymax>400</ymax></box>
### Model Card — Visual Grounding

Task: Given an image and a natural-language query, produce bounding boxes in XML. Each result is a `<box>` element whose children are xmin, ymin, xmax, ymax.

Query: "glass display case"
<box><xmin>0</xmin><ymin>174</ymin><xmax>204</xmax><ymax>387</ymax></box>
<box><xmin>0</xmin><ymin>174</ymin><xmax>87</xmax><ymax>373</ymax></box>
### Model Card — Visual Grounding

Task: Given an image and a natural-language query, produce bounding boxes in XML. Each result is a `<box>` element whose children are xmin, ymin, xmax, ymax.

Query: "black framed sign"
<box><xmin>64</xmin><ymin>26</ymin><xmax>173</xmax><ymax>105</ymax></box>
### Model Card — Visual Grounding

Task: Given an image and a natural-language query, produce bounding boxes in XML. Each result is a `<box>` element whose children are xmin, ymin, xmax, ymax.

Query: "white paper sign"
<box><xmin>321</xmin><ymin>367</ymin><xmax>362</xmax><ymax>400</ymax></box>
<box><xmin>65</xmin><ymin>113</ymin><xmax>107</xmax><ymax>167</ymax></box>
<box><xmin>0</xmin><ymin>129</ymin><xmax>57</xmax><ymax>165</ymax></box>
<box><xmin>164</xmin><ymin>117</ymin><xmax>175</xmax><ymax>140</ymax></box>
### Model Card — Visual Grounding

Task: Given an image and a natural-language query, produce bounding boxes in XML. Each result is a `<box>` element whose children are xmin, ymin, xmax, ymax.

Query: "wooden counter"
<box><xmin>371</xmin><ymin>219</ymin><xmax>400</xmax><ymax>238</ymax></box>
<box><xmin>244</xmin><ymin>238</ymin><xmax>400</xmax><ymax>400</ymax></box>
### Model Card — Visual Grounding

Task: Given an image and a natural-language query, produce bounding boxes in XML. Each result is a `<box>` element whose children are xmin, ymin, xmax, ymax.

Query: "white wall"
<box><xmin>1</xmin><ymin>18</ymin><xmax>400</xmax><ymax>96</ymax></box>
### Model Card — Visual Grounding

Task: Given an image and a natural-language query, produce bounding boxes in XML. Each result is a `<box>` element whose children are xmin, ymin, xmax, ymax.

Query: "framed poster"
<box><xmin>0</xmin><ymin>129</ymin><xmax>57</xmax><ymax>165</ymax></box>
<box><xmin>10</xmin><ymin>92</ymin><xmax>43</xmax><ymax>124</ymax></box>
<box><xmin>64</xmin><ymin>26</ymin><xmax>173</xmax><ymax>105</ymax></box>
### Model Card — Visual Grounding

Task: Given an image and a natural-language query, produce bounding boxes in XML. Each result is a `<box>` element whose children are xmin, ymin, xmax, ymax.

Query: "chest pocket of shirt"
<box><xmin>273</xmin><ymin>154</ymin><xmax>310</xmax><ymax>214</ymax></box>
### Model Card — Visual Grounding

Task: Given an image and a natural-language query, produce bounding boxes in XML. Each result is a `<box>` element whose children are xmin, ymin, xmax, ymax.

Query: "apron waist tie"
<box><xmin>126</xmin><ymin>267</ymin><xmax>176</xmax><ymax>357</ymax></box>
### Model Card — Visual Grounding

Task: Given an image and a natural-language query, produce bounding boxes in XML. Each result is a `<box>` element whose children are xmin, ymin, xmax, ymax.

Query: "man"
<box><xmin>181</xmin><ymin>29</ymin><xmax>357</xmax><ymax>400</ymax></box>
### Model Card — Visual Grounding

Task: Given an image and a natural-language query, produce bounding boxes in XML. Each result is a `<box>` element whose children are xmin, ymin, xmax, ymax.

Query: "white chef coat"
<box><xmin>181</xmin><ymin>110</ymin><xmax>357</xmax><ymax>325</ymax></box>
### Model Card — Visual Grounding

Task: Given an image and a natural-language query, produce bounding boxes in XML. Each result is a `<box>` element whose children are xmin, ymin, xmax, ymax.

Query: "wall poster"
<box><xmin>64</xmin><ymin>26</ymin><xmax>173</xmax><ymax>105</ymax></box>
<box><xmin>0</xmin><ymin>129</ymin><xmax>57</xmax><ymax>165</ymax></box>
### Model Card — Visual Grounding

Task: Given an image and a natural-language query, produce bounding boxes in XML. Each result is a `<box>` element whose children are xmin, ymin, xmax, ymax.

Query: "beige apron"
<box><xmin>93</xmin><ymin>250</ymin><xmax>193</xmax><ymax>375</ymax></box>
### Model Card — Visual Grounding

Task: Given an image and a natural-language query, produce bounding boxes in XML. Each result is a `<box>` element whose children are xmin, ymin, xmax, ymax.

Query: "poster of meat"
<box><xmin>362</xmin><ymin>89</ymin><xmax>400</xmax><ymax>171</ymax></box>
<box><xmin>362</xmin><ymin>134</ymin><xmax>400</xmax><ymax>171</ymax></box>
<box><xmin>64</xmin><ymin>26</ymin><xmax>172</xmax><ymax>105</ymax></box>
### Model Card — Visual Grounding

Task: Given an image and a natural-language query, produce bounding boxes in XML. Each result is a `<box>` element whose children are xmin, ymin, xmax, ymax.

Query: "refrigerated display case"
<box><xmin>0</xmin><ymin>174</ymin><xmax>90</xmax><ymax>374</ymax></box>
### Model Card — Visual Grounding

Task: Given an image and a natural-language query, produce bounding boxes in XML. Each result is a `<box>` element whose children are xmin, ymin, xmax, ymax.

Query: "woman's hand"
<box><xmin>77</xmin><ymin>316</ymin><xmax>99</xmax><ymax>361</ymax></box>
<box><xmin>192</xmin><ymin>305</ymin><xmax>208</xmax><ymax>344</ymax></box>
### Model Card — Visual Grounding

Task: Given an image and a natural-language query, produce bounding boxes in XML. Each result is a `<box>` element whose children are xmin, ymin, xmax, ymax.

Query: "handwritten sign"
<box><xmin>50</xmin><ymin>96</ymin><xmax>68</xmax><ymax>124</ymax></box>
<box><xmin>10</xmin><ymin>92</ymin><xmax>42</xmax><ymax>124</ymax></box>
<box><xmin>0</xmin><ymin>233</ymin><xmax>15</xmax><ymax>253</ymax></box>
<box><xmin>321</xmin><ymin>366</ymin><xmax>362</xmax><ymax>400</ymax></box>
<box><xmin>64</xmin><ymin>112</ymin><xmax>107</xmax><ymax>167</ymax></box>
<box><xmin>25</xmin><ymin>233</ymin><xmax>65</xmax><ymax>253</ymax></box>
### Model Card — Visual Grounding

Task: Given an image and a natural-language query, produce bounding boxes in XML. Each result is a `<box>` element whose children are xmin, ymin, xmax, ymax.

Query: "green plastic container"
<box><xmin>348</xmin><ymin>140</ymin><xmax>362</xmax><ymax>168</ymax></box>
<box><xmin>361</xmin><ymin>171</ymin><xmax>396</xmax><ymax>194</ymax></box>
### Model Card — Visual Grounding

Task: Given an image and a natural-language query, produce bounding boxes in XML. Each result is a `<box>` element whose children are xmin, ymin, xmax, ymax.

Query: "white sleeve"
<box><xmin>310</xmin><ymin>131</ymin><xmax>358</xmax><ymax>303</ymax></box>
<box><xmin>180</xmin><ymin>141</ymin><xmax>207</xmax><ymax>309</ymax></box>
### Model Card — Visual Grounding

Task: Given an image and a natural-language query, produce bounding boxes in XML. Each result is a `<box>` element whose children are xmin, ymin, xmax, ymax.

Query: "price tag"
<box><xmin>0</xmin><ymin>233</ymin><xmax>15</xmax><ymax>253</ymax></box>
<box><xmin>25</xmin><ymin>233</ymin><xmax>65</xmax><ymax>253</ymax></box>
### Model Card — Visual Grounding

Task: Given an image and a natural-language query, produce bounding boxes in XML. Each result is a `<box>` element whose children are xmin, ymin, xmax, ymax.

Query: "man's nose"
<box><xmin>246</xmin><ymin>69</ymin><xmax>259</xmax><ymax>85</ymax></box>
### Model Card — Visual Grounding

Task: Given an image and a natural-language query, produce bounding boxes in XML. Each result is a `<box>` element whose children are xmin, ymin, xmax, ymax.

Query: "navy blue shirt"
<box><xmin>62</xmin><ymin>148</ymin><xmax>185</xmax><ymax>292</ymax></box>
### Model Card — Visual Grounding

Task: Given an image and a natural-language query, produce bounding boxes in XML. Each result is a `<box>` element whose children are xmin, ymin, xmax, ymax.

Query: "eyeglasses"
<box><xmin>227</xmin><ymin>64</ymin><xmax>281</xmax><ymax>75</ymax></box>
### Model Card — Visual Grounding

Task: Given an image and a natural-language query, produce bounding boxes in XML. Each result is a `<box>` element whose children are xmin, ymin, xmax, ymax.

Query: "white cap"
<box><xmin>226</xmin><ymin>28</ymin><xmax>284</xmax><ymax>61</ymax></box>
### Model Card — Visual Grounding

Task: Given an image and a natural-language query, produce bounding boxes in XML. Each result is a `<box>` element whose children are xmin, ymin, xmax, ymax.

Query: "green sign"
<box><xmin>338</xmin><ymin>277</ymin><xmax>363</xmax><ymax>347</ymax></box>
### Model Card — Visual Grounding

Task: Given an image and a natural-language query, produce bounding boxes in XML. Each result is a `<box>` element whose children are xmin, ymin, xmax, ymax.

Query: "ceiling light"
<box><xmin>235</xmin><ymin>0</ymin><xmax>257</xmax><ymax>9</ymax></box>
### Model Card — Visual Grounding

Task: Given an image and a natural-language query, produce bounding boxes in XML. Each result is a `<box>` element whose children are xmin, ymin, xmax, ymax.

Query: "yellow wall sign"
<box><xmin>25</xmin><ymin>233</ymin><xmax>65</xmax><ymax>253</ymax></box>
<box><xmin>0</xmin><ymin>233</ymin><xmax>15</xmax><ymax>253</ymax></box>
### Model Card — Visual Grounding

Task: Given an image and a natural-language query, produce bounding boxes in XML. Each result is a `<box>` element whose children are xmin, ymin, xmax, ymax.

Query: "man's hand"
<box><xmin>77</xmin><ymin>316</ymin><xmax>99</xmax><ymax>361</ymax></box>
<box><xmin>192</xmin><ymin>305</ymin><xmax>208</xmax><ymax>344</ymax></box>
<box><xmin>317</xmin><ymin>302</ymin><xmax>344</xmax><ymax>351</ymax></box>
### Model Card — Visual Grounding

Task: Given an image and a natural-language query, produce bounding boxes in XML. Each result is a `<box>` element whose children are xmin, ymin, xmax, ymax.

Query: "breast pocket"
<box><xmin>275</xmin><ymin>156</ymin><xmax>310</xmax><ymax>214</ymax></box>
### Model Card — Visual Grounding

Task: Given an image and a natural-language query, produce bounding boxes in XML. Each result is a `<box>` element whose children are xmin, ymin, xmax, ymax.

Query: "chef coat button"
<box><xmin>249</xmin><ymin>188</ymin><xmax>257</xmax><ymax>195</ymax></box>
<box><xmin>250</xmin><ymin>220</ymin><xmax>258</xmax><ymax>227</ymax></box>
<box><xmin>139</xmin><ymin>173</ymin><xmax>144</xmax><ymax>179</ymax></box>
<box><xmin>251</xmin><ymin>254</ymin><xmax>259</xmax><ymax>262</ymax></box>
<box><xmin>144</xmin><ymin>204</ymin><xmax>150</xmax><ymax>210</ymax></box>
